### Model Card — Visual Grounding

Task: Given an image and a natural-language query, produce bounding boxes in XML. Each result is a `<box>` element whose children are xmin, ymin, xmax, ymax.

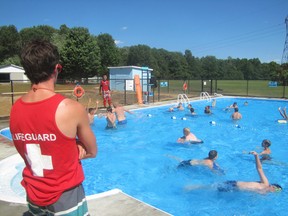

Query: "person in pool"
<box><xmin>186</xmin><ymin>151</ymin><xmax>282</xmax><ymax>194</ymax></box>
<box><xmin>112</xmin><ymin>102</ymin><xmax>133</xmax><ymax>124</ymax></box>
<box><xmin>204</xmin><ymin>105</ymin><xmax>212</xmax><ymax>114</ymax></box>
<box><xmin>259</xmin><ymin>139</ymin><xmax>272</xmax><ymax>161</ymax></box>
<box><xmin>105</xmin><ymin>107</ymin><xmax>117</xmax><ymax>129</ymax></box>
<box><xmin>231</xmin><ymin>107</ymin><xmax>242</xmax><ymax>120</ymax></box>
<box><xmin>177</xmin><ymin>128</ymin><xmax>202</xmax><ymax>144</ymax></box>
<box><xmin>187</xmin><ymin>104</ymin><xmax>196</xmax><ymax>115</ymax></box>
<box><xmin>178</xmin><ymin>150</ymin><xmax>224</xmax><ymax>174</ymax></box>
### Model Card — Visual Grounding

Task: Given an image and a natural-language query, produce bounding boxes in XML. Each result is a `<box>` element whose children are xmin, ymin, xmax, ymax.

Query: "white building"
<box><xmin>0</xmin><ymin>64</ymin><xmax>29</xmax><ymax>82</ymax></box>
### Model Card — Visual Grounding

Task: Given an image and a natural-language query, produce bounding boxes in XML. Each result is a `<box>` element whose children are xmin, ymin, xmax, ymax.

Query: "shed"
<box><xmin>108</xmin><ymin>66</ymin><xmax>153</xmax><ymax>92</ymax></box>
<box><xmin>0</xmin><ymin>64</ymin><xmax>28</xmax><ymax>82</ymax></box>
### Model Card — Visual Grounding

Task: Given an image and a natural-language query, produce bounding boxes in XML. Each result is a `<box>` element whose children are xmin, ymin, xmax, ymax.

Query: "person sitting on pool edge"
<box><xmin>231</xmin><ymin>107</ymin><xmax>242</xmax><ymax>120</ymax></box>
<box><xmin>177</xmin><ymin>127</ymin><xmax>203</xmax><ymax>144</ymax></box>
<box><xmin>178</xmin><ymin>150</ymin><xmax>224</xmax><ymax>174</ymax></box>
<box><xmin>278</xmin><ymin>107</ymin><xmax>288</xmax><ymax>119</ymax></box>
<box><xmin>186</xmin><ymin>151</ymin><xmax>282</xmax><ymax>194</ymax></box>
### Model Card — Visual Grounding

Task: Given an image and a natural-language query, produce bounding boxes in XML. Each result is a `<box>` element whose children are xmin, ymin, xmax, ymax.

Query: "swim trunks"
<box><xmin>178</xmin><ymin>160</ymin><xmax>191</xmax><ymax>168</ymax></box>
<box><xmin>217</xmin><ymin>181</ymin><xmax>238</xmax><ymax>192</ymax></box>
<box><xmin>118</xmin><ymin>119</ymin><xmax>127</xmax><ymax>125</ymax></box>
<box><xmin>27</xmin><ymin>184</ymin><xmax>89</xmax><ymax>216</ymax></box>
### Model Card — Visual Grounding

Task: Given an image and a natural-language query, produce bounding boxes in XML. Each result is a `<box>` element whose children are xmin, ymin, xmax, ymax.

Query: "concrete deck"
<box><xmin>0</xmin><ymin>101</ymin><xmax>178</xmax><ymax>216</ymax></box>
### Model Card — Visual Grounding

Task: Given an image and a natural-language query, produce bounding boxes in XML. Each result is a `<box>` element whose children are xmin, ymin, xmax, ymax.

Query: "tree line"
<box><xmin>0</xmin><ymin>24</ymin><xmax>287</xmax><ymax>83</ymax></box>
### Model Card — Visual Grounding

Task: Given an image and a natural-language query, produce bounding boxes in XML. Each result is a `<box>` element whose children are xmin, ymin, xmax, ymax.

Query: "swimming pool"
<box><xmin>1</xmin><ymin>97</ymin><xmax>288</xmax><ymax>215</ymax></box>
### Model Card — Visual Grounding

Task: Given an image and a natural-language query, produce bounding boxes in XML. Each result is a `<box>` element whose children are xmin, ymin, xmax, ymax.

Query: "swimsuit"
<box><xmin>178</xmin><ymin>160</ymin><xmax>191</xmax><ymax>168</ymax></box>
<box><xmin>118</xmin><ymin>119</ymin><xmax>127</xmax><ymax>125</ymax></box>
<box><xmin>217</xmin><ymin>181</ymin><xmax>238</xmax><ymax>192</ymax></box>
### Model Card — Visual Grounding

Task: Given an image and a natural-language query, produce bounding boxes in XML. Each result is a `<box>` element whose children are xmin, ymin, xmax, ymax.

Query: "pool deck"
<box><xmin>0</xmin><ymin>100</ymin><xmax>185</xmax><ymax>216</ymax></box>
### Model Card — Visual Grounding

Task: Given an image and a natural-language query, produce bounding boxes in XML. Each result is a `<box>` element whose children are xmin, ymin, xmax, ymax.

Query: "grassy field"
<box><xmin>1</xmin><ymin>80</ymin><xmax>287</xmax><ymax>117</ymax></box>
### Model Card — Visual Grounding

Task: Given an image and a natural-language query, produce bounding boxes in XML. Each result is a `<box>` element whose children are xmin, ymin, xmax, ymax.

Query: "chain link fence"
<box><xmin>1</xmin><ymin>79</ymin><xmax>287</xmax><ymax>116</ymax></box>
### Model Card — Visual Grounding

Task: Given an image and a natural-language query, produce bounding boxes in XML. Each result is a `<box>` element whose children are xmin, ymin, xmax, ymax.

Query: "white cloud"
<box><xmin>115</xmin><ymin>40</ymin><xmax>124</xmax><ymax>45</ymax></box>
<box><xmin>121</xmin><ymin>26</ymin><xmax>128</xmax><ymax>31</ymax></box>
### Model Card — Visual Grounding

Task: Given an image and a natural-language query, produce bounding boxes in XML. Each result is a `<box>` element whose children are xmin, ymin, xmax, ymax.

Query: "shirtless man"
<box><xmin>106</xmin><ymin>107</ymin><xmax>117</xmax><ymax>129</ymax></box>
<box><xmin>231</xmin><ymin>107</ymin><xmax>242</xmax><ymax>120</ymax></box>
<box><xmin>177</xmin><ymin>128</ymin><xmax>202</xmax><ymax>144</ymax></box>
<box><xmin>87</xmin><ymin>98</ymin><xmax>99</xmax><ymax>124</ymax></box>
<box><xmin>112</xmin><ymin>102</ymin><xmax>133</xmax><ymax>124</ymax></box>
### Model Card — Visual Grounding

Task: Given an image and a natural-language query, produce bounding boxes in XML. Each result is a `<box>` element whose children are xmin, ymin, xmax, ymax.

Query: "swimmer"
<box><xmin>87</xmin><ymin>98</ymin><xmax>99</xmax><ymax>124</ymax></box>
<box><xmin>204</xmin><ymin>105</ymin><xmax>212</xmax><ymax>114</ymax></box>
<box><xmin>224</xmin><ymin>102</ymin><xmax>238</xmax><ymax>111</ymax></box>
<box><xmin>185</xmin><ymin>151</ymin><xmax>282</xmax><ymax>194</ymax></box>
<box><xmin>177</xmin><ymin>128</ymin><xmax>202</xmax><ymax>144</ymax></box>
<box><xmin>278</xmin><ymin>107</ymin><xmax>288</xmax><ymax>119</ymax></box>
<box><xmin>231</xmin><ymin>107</ymin><xmax>242</xmax><ymax>120</ymax></box>
<box><xmin>177</xmin><ymin>102</ymin><xmax>185</xmax><ymax>111</ymax></box>
<box><xmin>105</xmin><ymin>107</ymin><xmax>117</xmax><ymax>129</ymax></box>
<box><xmin>259</xmin><ymin>139</ymin><xmax>271</xmax><ymax>161</ymax></box>
<box><xmin>112</xmin><ymin>102</ymin><xmax>133</xmax><ymax>124</ymax></box>
<box><xmin>178</xmin><ymin>150</ymin><xmax>224</xmax><ymax>174</ymax></box>
<box><xmin>187</xmin><ymin>104</ymin><xmax>196</xmax><ymax>115</ymax></box>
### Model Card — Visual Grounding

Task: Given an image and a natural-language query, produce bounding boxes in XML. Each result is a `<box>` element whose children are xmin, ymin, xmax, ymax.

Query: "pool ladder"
<box><xmin>200</xmin><ymin>92</ymin><xmax>211</xmax><ymax>102</ymax></box>
<box><xmin>177</xmin><ymin>94</ymin><xmax>190</xmax><ymax>105</ymax></box>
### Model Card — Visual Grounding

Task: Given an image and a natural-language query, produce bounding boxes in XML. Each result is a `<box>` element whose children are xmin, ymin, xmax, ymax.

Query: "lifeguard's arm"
<box><xmin>250</xmin><ymin>151</ymin><xmax>269</xmax><ymax>185</ymax></box>
<box><xmin>76</xmin><ymin>106</ymin><xmax>97</xmax><ymax>159</ymax></box>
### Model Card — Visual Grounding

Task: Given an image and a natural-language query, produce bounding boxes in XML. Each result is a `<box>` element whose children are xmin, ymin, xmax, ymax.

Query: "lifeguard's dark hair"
<box><xmin>20</xmin><ymin>40</ymin><xmax>59</xmax><ymax>84</ymax></box>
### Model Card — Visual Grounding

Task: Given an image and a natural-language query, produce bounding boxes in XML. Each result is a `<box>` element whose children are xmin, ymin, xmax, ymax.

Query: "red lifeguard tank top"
<box><xmin>10</xmin><ymin>94</ymin><xmax>84</xmax><ymax>206</ymax></box>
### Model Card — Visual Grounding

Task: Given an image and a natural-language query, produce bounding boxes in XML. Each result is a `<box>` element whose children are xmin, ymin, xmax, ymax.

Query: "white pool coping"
<box><xmin>0</xmin><ymin>153</ymin><xmax>124</xmax><ymax>204</ymax></box>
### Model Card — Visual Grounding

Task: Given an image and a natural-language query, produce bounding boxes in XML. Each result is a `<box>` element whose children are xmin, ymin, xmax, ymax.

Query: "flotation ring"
<box><xmin>277</xmin><ymin>119</ymin><xmax>287</xmax><ymax>124</ymax></box>
<box><xmin>73</xmin><ymin>85</ymin><xmax>85</xmax><ymax>99</ymax></box>
<box><xmin>183</xmin><ymin>82</ymin><xmax>187</xmax><ymax>91</ymax></box>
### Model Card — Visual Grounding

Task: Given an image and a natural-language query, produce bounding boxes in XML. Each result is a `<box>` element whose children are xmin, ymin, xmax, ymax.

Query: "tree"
<box><xmin>61</xmin><ymin>27</ymin><xmax>101</xmax><ymax>81</ymax></box>
<box><xmin>0</xmin><ymin>25</ymin><xmax>20</xmax><ymax>63</ymax></box>
<box><xmin>19</xmin><ymin>25</ymin><xmax>57</xmax><ymax>46</ymax></box>
<box><xmin>97</xmin><ymin>33</ymin><xmax>120</xmax><ymax>75</ymax></box>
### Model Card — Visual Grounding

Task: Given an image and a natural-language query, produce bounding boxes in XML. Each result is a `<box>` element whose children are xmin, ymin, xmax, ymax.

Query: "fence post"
<box><xmin>246</xmin><ymin>80</ymin><xmax>249</xmax><ymax>96</ymax></box>
<box><xmin>124</xmin><ymin>79</ymin><xmax>127</xmax><ymax>105</ymax></box>
<box><xmin>10</xmin><ymin>80</ymin><xmax>14</xmax><ymax>105</ymax></box>
<box><xmin>158</xmin><ymin>79</ymin><xmax>160</xmax><ymax>101</ymax></box>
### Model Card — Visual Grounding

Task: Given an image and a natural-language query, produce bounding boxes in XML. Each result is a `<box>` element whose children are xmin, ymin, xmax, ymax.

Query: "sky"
<box><xmin>1</xmin><ymin>0</ymin><xmax>288</xmax><ymax>63</ymax></box>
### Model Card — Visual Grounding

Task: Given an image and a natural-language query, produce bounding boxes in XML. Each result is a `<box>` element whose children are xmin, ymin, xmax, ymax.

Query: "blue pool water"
<box><xmin>1</xmin><ymin>97</ymin><xmax>288</xmax><ymax>215</ymax></box>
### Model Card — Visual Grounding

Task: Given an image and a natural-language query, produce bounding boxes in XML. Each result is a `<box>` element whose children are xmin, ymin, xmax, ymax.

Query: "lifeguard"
<box><xmin>99</xmin><ymin>74</ymin><xmax>112</xmax><ymax>107</ymax></box>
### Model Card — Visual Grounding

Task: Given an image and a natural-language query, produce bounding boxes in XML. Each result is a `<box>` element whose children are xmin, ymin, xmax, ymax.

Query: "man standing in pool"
<box><xmin>9</xmin><ymin>40</ymin><xmax>97</xmax><ymax>215</ymax></box>
<box><xmin>186</xmin><ymin>151</ymin><xmax>282</xmax><ymax>193</ymax></box>
<box><xmin>112</xmin><ymin>101</ymin><xmax>133</xmax><ymax>124</ymax></box>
